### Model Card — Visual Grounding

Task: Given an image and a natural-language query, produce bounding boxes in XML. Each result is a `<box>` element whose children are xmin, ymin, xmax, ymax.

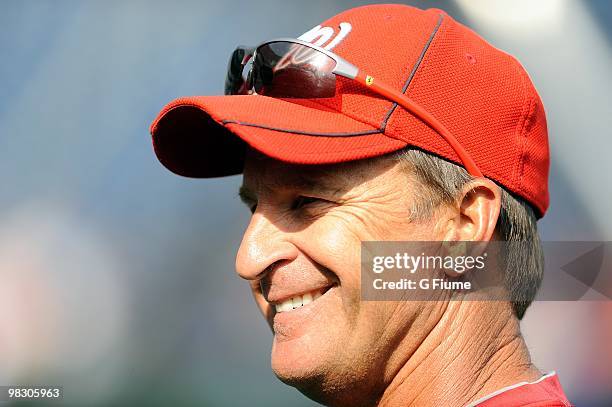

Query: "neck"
<box><xmin>377</xmin><ymin>301</ymin><xmax>541</xmax><ymax>407</ymax></box>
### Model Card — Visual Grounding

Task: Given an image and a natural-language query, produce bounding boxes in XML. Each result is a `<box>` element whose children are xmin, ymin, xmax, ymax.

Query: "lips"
<box><xmin>270</xmin><ymin>284</ymin><xmax>338</xmax><ymax>341</ymax></box>
<box><xmin>259</xmin><ymin>257</ymin><xmax>338</xmax><ymax>320</ymax></box>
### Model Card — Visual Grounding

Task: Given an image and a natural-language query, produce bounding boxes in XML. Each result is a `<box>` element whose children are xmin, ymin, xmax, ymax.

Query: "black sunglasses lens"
<box><xmin>224</xmin><ymin>47</ymin><xmax>254</xmax><ymax>95</ymax></box>
<box><xmin>251</xmin><ymin>42</ymin><xmax>337</xmax><ymax>98</ymax></box>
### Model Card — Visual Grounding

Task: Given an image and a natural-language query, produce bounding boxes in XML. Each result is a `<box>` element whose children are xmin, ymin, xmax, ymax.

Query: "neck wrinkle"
<box><xmin>377</xmin><ymin>301</ymin><xmax>540</xmax><ymax>407</ymax></box>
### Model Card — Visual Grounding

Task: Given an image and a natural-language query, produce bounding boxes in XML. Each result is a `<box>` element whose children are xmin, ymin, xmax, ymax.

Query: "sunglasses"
<box><xmin>224</xmin><ymin>38</ymin><xmax>483</xmax><ymax>177</ymax></box>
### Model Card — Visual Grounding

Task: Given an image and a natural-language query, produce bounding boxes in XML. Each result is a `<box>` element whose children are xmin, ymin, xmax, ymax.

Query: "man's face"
<box><xmin>236</xmin><ymin>151</ymin><xmax>449</xmax><ymax>403</ymax></box>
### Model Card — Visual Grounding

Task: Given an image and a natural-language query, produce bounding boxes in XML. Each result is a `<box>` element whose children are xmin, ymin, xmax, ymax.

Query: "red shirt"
<box><xmin>469</xmin><ymin>372</ymin><xmax>573</xmax><ymax>407</ymax></box>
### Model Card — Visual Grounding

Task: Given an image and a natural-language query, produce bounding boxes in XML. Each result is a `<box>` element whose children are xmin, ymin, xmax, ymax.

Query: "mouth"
<box><xmin>271</xmin><ymin>285</ymin><xmax>334</xmax><ymax>313</ymax></box>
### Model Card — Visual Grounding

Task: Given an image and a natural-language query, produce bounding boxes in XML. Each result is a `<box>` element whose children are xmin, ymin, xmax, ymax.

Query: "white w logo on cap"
<box><xmin>274</xmin><ymin>22</ymin><xmax>352</xmax><ymax>70</ymax></box>
<box><xmin>298</xmin><ymin>22</ymin><xmax>352</xmax><ymax>50</ymax></box>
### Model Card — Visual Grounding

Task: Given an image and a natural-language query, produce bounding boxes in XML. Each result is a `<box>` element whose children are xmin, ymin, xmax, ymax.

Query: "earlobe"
<box><xmin>456</xmin><ymin>177</ymin><xmax>502</xmax><ymax>242</ymax></box>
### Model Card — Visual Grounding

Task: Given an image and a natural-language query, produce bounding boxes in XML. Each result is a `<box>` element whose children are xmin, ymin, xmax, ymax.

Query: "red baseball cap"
<box><xmin>150</xmin><ymin>4</ymin><xmax>550</xmax><ymax>217</ymax></box>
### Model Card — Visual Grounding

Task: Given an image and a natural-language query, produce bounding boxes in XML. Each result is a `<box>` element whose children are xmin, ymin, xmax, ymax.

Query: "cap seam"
<box><xmin>517</xmin><ymin>95</ymin><xmax>536</xmax><ymax>193</ymax></box>
<box><xmin>223</xmin><ymin>120</ymin><xmax>424</xmax><ymax>151</ymax></box>
<box><xmin>222</xmin><ymin>119</ymin><xmax>380</xmax><ymax>137</ymax></box>
<box><xmin>517</xmin><ymin>95</ymin><xmax>543</xmax><ymax>215</ymax></box>
<box><xmin>380</xmin><ymin>12</ymin><xmax>445</xmax><ymax>131</ymax></box>
<box><xmin>160</xmin><ymin>100</ymin><xmax>393</xmax><ymax>140</ymax></box>
<box><xmin>163</xmin><ymin>97</ymin><xmax>385</xmax><ymax>137</ymax></box>
<box><xmin>512</xmin><ymin>64</ymin><xmax>545</xmax><ymax>216</ymax></box>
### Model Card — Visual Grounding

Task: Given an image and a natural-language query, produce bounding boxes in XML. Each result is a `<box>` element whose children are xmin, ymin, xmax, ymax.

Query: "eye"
<box><xmin>291</xmin><ymin>196</ymin><xmax>320</xmax><ymax>210</ymax></box>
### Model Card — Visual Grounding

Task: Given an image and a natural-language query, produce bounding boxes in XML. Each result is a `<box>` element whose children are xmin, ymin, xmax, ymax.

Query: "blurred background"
<box><xmin>1</xmin><ymin>0</ymin><xmax>611</xmax><ymax>405</ymax></box>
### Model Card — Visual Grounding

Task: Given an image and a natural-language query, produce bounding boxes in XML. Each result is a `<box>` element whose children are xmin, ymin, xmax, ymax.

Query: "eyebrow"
<box><xmin>237</xmin><ymin>173</ymin><xmax>345</xmax><ymax>205</ymax></box>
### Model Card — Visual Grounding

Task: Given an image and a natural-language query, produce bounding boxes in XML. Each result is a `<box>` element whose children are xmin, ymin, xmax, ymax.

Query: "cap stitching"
<box><xmin>380</xmin><ymin>12</ymin><xmax>445</xmax><ymax>131</ymax></box>
<box><xmin>509</xmin><ymin>61</ymin><xmax>545</xmax><ymax>216</ymax></box>
<box><xmin>517</xmin><ymin>95</ymin><xmax>536</xmax><ymax>193</ymax></box>
<box><xmin>517</xmin><ymin>95</ymin><xmax>543</xmax><ymax>215</ymax></box>
<box><xmin>222</xmin><ymin>119</ymin><xmax>380</xmax><ymax>137</ymax></box>
<box><xmin>153</xmin><ymin>101</ymin><xmax>380</xmax><ymax>138</ymax></box>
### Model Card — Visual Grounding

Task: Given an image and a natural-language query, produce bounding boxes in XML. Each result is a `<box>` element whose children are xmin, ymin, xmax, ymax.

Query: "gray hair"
<box><xmin>393</xmin><ymin>148</ymin><xmax>544</xmax><ymax>319</ymax></box>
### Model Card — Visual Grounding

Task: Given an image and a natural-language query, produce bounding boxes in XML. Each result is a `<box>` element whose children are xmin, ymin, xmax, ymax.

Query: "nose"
<box><xmin>235</xmin><ymin>211</ymin><xmax>298</xmax><ymax>281</ymax></box>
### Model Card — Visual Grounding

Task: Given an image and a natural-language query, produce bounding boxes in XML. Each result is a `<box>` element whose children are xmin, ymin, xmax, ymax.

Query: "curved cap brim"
<box><xmin>150</xmin><ymin>95</ymin><xmax>408</xmax><ymax>178</ymax></box>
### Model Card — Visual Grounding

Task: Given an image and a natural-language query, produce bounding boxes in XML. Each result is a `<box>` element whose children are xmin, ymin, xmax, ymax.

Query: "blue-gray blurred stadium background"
<box><xmin>1</xmin><ymin>0</ymin><xmax>611</xmax><ymax>405</ymax></box>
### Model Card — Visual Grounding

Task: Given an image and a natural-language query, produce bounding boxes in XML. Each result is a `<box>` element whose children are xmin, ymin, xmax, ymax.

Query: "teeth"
<box><xmin>302</xmin><ymin>292</ymin><xmax>313</xmax><ymax>306</ymax></box>
<box><xmin>274</xmin><ymin>289</ymin><xmax>325</xmax><ymax>313</ymax></box>
<box><xmin>292</xmin><ymin>296</ymin><xmax>302</xmax><ymax>309</ymax></box>
<box><xmin>276</xmin><ymin>300</ymin><xmax>293</xmax><ymax>313</ymax></box>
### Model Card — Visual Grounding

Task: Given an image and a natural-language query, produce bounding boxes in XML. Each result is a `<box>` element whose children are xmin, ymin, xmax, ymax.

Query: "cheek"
<box><xmin>302</xmin><ymin>216</ymin><xmax>363</xmax><ymax>286</ymax></box>
<box><xmin>298</xmin><ymin>207</ymin><xmax>420</xmax><ymax>285</ymax></box>
<box><xmin>296</xmin><ymin>216</ymin><xmax>371</xmax><ymax>328</ymax></box>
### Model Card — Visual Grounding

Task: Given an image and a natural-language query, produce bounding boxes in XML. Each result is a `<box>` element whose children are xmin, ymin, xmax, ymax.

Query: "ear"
<box><xmin>445</xmin><ymin>178</ymin><xmax>502</xmax><ymax>242</ymax></box>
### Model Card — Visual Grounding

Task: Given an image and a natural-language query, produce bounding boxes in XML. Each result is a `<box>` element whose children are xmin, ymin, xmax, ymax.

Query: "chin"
<box><xmin>272</xmin><ymin>361</ymin><xmax>333</xmax><ymax>406</ymax></box>
<box><xmin>272</xmin><ymin>349</ymin><xmax>375</xmax><ymax>407</ymax></box>
<box><xmin>270</xmin><ymin>334</ymin><xmax>329</xmax><ymax>382</ymax></box>
<box><xmin>270</xmin><ymin>337</ymin><xmax>375</xmax><ymax>407</ymax></box>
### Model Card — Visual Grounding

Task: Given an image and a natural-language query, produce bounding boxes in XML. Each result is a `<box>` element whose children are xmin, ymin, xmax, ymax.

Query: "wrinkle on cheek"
<box><xmin>335</xmin><ymin>200</ymin><xmax>412</xmax><ymax>241</ymax></box>
<box><xmin>305</xmin><ymin>187</ymin><xmax>418</xmax><ymax>281</ymax></box>
<box><xmin>317</xmin><ymin>213</ymin><xmax>363</xmax><ymax>269</ymax></box>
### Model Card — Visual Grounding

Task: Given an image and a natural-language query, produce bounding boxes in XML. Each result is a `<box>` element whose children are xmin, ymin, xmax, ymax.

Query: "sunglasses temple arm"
<box><xmin>354</xmin><ymin>72</ymin><xmax>483</xmax><ymax>178</ymax></box>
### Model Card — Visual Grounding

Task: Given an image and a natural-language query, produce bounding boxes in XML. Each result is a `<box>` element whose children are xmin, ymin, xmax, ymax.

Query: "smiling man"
<box><xmin>150</xmin><ymin>4</ymin><xmax>571</xmax><ymax>406</ymax></box>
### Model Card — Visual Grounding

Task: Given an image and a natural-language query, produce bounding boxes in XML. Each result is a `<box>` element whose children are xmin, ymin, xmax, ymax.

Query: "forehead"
<box><xmin>241</xmin><ymin>149</ymin><xmax>397</xmax><ymax>194</ymax></box>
